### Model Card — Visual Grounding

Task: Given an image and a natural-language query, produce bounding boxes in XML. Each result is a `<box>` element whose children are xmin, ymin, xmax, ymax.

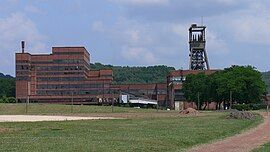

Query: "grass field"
<box><xmin>253</xmin><ymin>143</ymin><xmax>270</xmax><ymax>152</ymax></box>
<box><xmin>0</xmin><ymin>103</ymin><xmax>155</xmax><ymax>115</ymax></box>
<box><xmin>0</xmin><ymin>104</ymin><xmax>263</xmax><ymax>152</ymax></box>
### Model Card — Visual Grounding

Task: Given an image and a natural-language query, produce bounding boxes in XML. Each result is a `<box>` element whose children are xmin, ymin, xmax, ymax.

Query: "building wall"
<box><xmin>16</xmin><ymin>47</ymin><xmax>115</xmax><ymax>104</ymax></box>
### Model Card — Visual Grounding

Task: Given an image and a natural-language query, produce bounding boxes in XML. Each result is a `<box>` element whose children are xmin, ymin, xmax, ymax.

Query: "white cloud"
<box><xmin>230</xmin><ymin>15</ymin><xmax>270</xmax><ymax>45</ymax></box>
<box><xmin>0</xmin><ymin>12</ymin><xmax>47</xmax><ymax>75</ymax></box>
<box><xmin>121</xmin><ymin>47</ymin><xmax>156</xmax><ymax>64</ymax></box>
<box><xmin>206</xmin><ymin>30</ymin><xmax>229</xmax><ymax>54</ymax></box>
<box><xmin>91</xmin><ymin>21</ymin><xmax>105</xmax><ymax>32</ymax></box>
<box><xmin>170</xmin><ymin>23</ymin><xmax>188</xmax><ymax>39</ymax></box>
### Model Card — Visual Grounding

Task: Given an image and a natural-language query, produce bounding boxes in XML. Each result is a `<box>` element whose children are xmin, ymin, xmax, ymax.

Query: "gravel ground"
<box><xmin>0</xmin><ymin>115</ymin><xmax>118</xmax><ymax>122</ymax></box>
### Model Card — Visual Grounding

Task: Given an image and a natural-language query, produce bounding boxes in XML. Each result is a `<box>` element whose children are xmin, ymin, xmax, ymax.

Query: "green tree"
<box><xmin>182</xmin><ymin>65</ymin><xmax>266</xmax><ymax>110</ymax></box>
<box><xmin>90</xmin><ymin>63</ymin><xmax>175</xmax><ymax>84</ymax></box>
<box><xmin>215</xmin><ymin>65</ymin><xmax>266</xmax><ymax>105</ymax></box>
<box><xmin>182</xmin><ymin>73</ymin><xmax>211</xmax><ymax>110</ymax></box>
<box><xmin>0</xmin><ymin>77</ymin><xmax>15</xmax><ymax>98</ymax></box>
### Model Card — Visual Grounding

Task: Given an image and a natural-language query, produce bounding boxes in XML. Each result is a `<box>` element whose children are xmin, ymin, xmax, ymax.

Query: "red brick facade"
<box><xmin>16</xmin><ymin>47</ymin><xmax>115</xmax><ymax>104</ymax></box>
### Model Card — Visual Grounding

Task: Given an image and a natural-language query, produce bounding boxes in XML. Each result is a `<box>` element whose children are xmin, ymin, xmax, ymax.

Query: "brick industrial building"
<box><xmin>15</xmin><ymin>24</ymin><xmax>223</xmax><ymax>110</ymax></box>
<box><xmin>16</xmin><ymin>42</ymin><xmax>168</xmax><ymax>106</ymax></box>
<box><xmin>16</xmin><ymin>43</ymin><xmax>116</xmax><ymax>104</ymax></box>
<box><xmin>15</xmin><ymin>42</ymin><xmax>217</xmax><ymax>109</ymax></box>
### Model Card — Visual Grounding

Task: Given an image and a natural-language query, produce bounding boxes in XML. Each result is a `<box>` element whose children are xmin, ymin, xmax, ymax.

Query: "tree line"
<box><xmin>0</xmin><ymin>76</ymin><xmax>16</xmax><ymax>103</ymax></box>
<box><xmin>182</xmin><ymin>65</ymin><xmax>267</xmax><ymax>110</ymax></box>
<box><xmin>90</xmin><ymin>63</ymin><xmax>175</xmax><ymax>84</ymax></box>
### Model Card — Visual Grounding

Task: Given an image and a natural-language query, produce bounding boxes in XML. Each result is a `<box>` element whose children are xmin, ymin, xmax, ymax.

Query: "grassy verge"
<box><xmin>253</xmin><ymin>143</ymin><xmax>270</xmax><ymax>152</ymax></box>
<box><xmin>0</xmin><ymin>109</ymin><xmax>262</xmax><ymax>152</ymax></box>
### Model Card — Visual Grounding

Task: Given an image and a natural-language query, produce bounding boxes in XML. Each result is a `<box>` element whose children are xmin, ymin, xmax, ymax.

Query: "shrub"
<box><xmin>5</xmin><ymin>97</ymin><xmax>16</xmax><ymax>103</ymax></box>
<box><xmin>249</xmin><ymin>103</ymin><xmax>267</xmax><ymax>110</ymax></box>
<box><xmin>0</xmin><ymin>97</ymin><xmax>6</xmax><ymax>103</ymax></box>
<box><xmin>232</xmin><ymin>104</ymin><xmax>251</xmax><ymax>111</ymax></box>
<box><xmin>0</xmin><ymin>97</ymin><xmax>16</xmax><ymax>103</ymax></box>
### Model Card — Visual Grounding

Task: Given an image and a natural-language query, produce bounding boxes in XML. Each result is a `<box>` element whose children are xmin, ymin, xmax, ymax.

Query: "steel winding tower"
<box><xmin>189</xmin><ymin>24</ymin><xmax>210</xmax><ymax>70</ymax></box>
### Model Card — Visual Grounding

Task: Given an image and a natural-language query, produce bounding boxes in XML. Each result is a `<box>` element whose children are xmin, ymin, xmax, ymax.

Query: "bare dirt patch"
<box><xmin>0</xmin><ymin>115</ymin><xmax>119</xmax><ymax>122</ymax></box>
<box><xmin>0</xmin><ymin>128</ymin><xmax>12</xmax><ymax>133</ymax></box>
<box><xmin>188</xmin><ymin>112</ymin><xmax>270</xmax><ymax>152</ymax></box>
<box><xmin>179</xmin><ymin>108</ymin><xmax>199</xmax><ymax>115</ymax></box>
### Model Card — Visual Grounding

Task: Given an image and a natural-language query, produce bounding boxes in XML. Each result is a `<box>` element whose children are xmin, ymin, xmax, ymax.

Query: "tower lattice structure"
<box><xmin>188</xmin><ymin>24</ymin><xmax>210</xmax><ymax>70</ymax></box>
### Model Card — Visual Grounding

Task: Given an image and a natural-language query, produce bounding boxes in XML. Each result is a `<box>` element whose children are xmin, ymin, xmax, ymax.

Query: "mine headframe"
<box><xmin>189</xmin><ymin>24</ymin><xmax>210</xmax><ymax>70</ymax></box>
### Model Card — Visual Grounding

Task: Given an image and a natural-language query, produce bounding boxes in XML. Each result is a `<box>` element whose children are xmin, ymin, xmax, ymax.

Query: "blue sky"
<box><xmin>0</xmin><ymin>0</ymin><xmax>269</xmax><ymax>76</ymax></box>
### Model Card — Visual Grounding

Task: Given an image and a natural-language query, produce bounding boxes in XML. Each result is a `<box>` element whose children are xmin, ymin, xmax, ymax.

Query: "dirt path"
<box><xmin>188</xmin><ymin>112</ymin><xmax>270</xmax><ymax>152</ymax></box>
<box><xmin>0</xmin><ymin>115</ymin><xmax>118</xmax><ymax>122</ymax></box>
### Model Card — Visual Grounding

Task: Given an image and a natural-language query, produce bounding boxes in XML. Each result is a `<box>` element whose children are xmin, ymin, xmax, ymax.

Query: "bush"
<box><xmin>249</xmin><ymin>103</ymin><xmax>267</xmax><ymax>110</ymax></box>
<box><xmin>232</xmin><ymin>104</ymin><xmax>251</xmax><ymax>111</ymax></box>
<box><xmin>0</xmin><ymin>97</ymin><xmax>16</xmax><ymax>103</ymax></box>
<box><xmin>5</xmin><ymin>97</ymin><xmax>16</xmax><ymax>103</ymax></box>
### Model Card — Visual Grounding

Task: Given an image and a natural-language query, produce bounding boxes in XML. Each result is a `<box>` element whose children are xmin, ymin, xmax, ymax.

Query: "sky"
<box><xmin>0</xmin><ymin>0</ymin><xmax>270</xmax><ymax>76</ymax></box>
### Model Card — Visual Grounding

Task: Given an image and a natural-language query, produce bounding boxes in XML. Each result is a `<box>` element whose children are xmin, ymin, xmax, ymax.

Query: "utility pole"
<box><xmin>26</xmin><ymin>82</ymin><xmax>30</xmax><ymax>114</ymax></box>
<box><xmin>71</xmin><ymin>91</ymin><xmax>74</xmax><ymax>113</ymax></box>
<box><xmin>111</xmin><ymin>89</ymin><xmax>114</xmax><ymax>113</ymax></box>
<box><xmin>26</xmin><ymin>96</ymin><xmax>29</xmax><ymax>114</ymax></box>
<box><xmin>267</xmin><ymin>104</ymin><xmax>269</xmax><ymax>116</ymax></box>
<box><xmin>197</xmin><ymin>92</ymin><xmax>200</xmax><ymax>110</ymax></box>
<box><xmin>267</xmin><ymin>98</ymin><xmax>269</xmax><ymax>116</ymax></box>
<box><xmin>229</xmin><ymin>91</ymin><xmax>232</xmax><ymax>109</ymax></box>
<box><xmin>111</xmin><ymin>99</ymin><xmax>114</xmax><ymax>113</ymax></box>
<box><xmin>156</xmin><ymin>91</ymin><xmax>159</xmax><ymax>112</ymax></box>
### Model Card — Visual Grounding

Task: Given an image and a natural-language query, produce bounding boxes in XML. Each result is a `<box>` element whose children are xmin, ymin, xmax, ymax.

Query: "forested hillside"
<box><xmin>0</xmin><ymin>73</ymin><xmax>15</xmax><ymax>97</ymax></box>
<box><xmin>0</xmin><ymin>73</ymin><xmax>13</xmax><ymax>78</ymax></box>
<box><xmin>262</xmin><ymin>71</ymin><xmax>270</xmax><ymax>93</ymax></box>
<box><xmin>90</xmin><ymin>63</ymin><xmax>175</xmax><ymax>84</ymax></box>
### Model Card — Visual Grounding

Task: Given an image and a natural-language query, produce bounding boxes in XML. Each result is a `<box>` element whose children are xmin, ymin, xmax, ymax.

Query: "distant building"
<box><xmin>167</xmin><ymin>69</ymin><xmax>219</xmax><ymax>110</ymax></box>
<box><xmin>15</xmin><ymin>42</ymin><xmax>167</xmax><ymax>107</ymax></box>
<box><xmin>16</xmin><ymin>42</ymin><xmax>115</xmax><ymax>104</ymax></box>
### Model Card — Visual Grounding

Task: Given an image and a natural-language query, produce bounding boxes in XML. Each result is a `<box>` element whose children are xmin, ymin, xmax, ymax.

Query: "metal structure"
<box><xmin>189</xmin><ymin>24</ymin><xmax>209</xmax><ymax>70</ymax></box>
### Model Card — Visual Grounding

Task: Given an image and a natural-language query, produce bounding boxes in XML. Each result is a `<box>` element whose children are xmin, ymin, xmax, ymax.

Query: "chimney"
<box><xmin>21</xmin><ymin>41</ymin><xmax>25</xmax><ymax>53</ymax></box>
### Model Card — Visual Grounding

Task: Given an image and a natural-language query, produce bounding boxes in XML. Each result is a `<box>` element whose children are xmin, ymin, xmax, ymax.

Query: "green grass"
<box><xmin>0</xmin><ymin>103</ymin><xmax>157</xmax><ymax>115</ymax></box>
<box><xmin>253</xmin><ymin>143</ymin><xmax>270</xmax><ymax>152</ymax></box>
<box><xmin>0</xmin><ymin>107</ymin><xmax>262</xmax><ymax>152</ymax></box>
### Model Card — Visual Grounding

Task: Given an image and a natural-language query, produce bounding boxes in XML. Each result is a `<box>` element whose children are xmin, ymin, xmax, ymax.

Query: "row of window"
<box><xmin>37</xmin><ymin>83</ymin><xmax>110</xmax><ymax>89</ymax></box>
<box><xmin>19</xmin><ymin>59</ymin><xmax>88</xmax><ymax>65</ymax></box>
<box><xmin>36</xmin><ymin>89</ymin><xmax>116</xmax><ymax>96</ymax></box>
<box><xmin>53</xmin><ymin>59</ymin><xmax>84</xmax><ymax>64</ymax></box>
<box><xmin>16</xmin><ymin>76</ymin><xmax>30</xmax><ymax>81</ymax></box>
<box><xmin>16</xmin><ymin>71</ymin><xmax>30</xmax><ymax>75</ymax></box>
<box><xmin>17</xmin><ymin>65</ymin><xmax>86</xmax><ymax>72</ymax></box>
<box><xmin>36</xmin><ymin>72</ymin><xmax>84</xmax><ymax>76</ymax></box>
<box><xmin>16</xmin><ymin>65</ymin><xmax>30</xmax><ymax>70</ymax></box>
<box><xmin>16</xmin><ymin>60</ymin><xmax>29</xmax><ymax>63</ymax></box>
<box><xmin>36</xmin><ymin>66</ymin><xmax>84</xmax><ymax>71</ymax></box>
<box><xmin>53</xmin><ymin>52</ymin><xmax>85</xmax><ymax>55</ymax></box>
<box><xmin>37</xmin><ymin>77</ymin><xmax>84</xmax><ymax>82</ymax></box>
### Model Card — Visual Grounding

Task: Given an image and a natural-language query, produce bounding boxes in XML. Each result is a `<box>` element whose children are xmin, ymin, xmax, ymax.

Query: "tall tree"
<box><xmin>215</xmin><ymin>66</ymin><xmax>266</xmax><ymax>104</ymax></box>
<box><xmin>182</xmin><ymin>73</ymin><xmax>211</xmax><ymax>109</ymax></box>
